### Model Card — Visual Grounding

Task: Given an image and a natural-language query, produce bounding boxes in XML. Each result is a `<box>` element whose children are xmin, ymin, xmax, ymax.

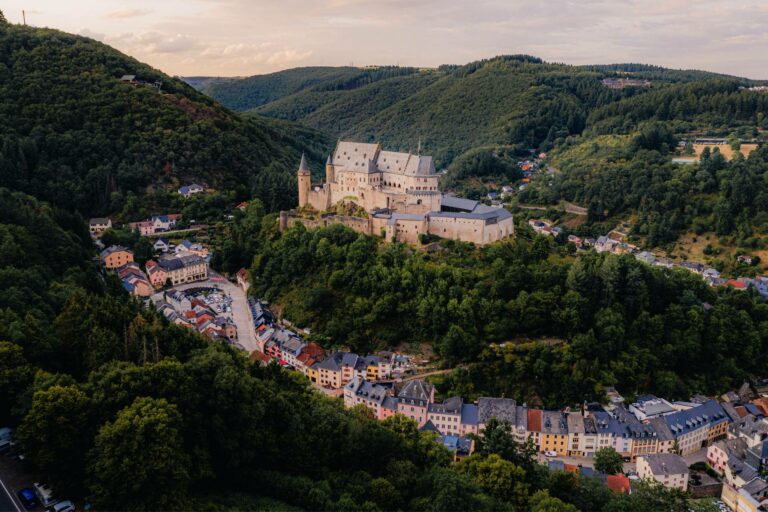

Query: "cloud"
<box><xmin>104</xmin><ymin>8</ymin><xmax>151</xmax><ymax>19</ymax></box>
<box><xmin>109</xmin><ymin>32</ymin><xmax>201</xmax><ymax>54</ymax></box>
<box><xmin>200</xmin><ymin>42</ymin><xmax>313</xmax><ymax>72</ymax></box>
<box><xmin>16</xmin><ymin>0</ymin><xmax>768</xmax><ymax>77</ymax></box>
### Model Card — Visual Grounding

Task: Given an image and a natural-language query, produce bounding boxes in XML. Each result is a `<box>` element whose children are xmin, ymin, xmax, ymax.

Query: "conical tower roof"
<box><xmin>326</xmin><ymin>153</ymin><xmax>333</xmax><ymax>165</ymax></box>
<box><xmin>298</xmin><ymin>153</ymin><xmax>310</xmax><ymax>174</ymax></box>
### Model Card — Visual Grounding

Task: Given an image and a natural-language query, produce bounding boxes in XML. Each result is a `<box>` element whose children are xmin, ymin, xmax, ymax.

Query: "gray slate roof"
<box><xmin>478</xmin><ymin>397</ymin><xmax>518</xmax><ymax>424</ymax></box>
<box><xmin>642</xmin><ymin>453</ymin><xmax>689</xmax><ymax>475</ymax></box>
<box><xmin>398</xmin><ymin>380</ymin><xmax>433</xmax><ymax>405</ymax></box>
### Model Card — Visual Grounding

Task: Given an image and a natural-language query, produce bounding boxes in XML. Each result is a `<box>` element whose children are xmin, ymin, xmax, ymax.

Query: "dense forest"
<box><xmin>0</xmin><ymin>24</ymin><xmax>330</xmax><ymax>217</ymax></box>
<box><xmin>232</xmin><ymin>213</ymin><xmax>768</xmax><ymax>407</ymax></box>
<box><xmin>193</xmin><ymin>66</ymin><xmax>421</xmax><ymax>112</ymax></box>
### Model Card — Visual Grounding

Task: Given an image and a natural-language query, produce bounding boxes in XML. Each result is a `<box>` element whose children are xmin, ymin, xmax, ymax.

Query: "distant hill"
<box><xmin>0</xmin><ymin>24</ymin><xmax>330</xmax><ymax>216</ymax></box>
<box><xmin>193</xmin><ymin>56</ymin><xmax>752</xmax><ymax>168</ymax></box>
<box><xmin>191</xmin><ymin>66</ymin><xmax>420</xmax><ymax>112</ymax></box>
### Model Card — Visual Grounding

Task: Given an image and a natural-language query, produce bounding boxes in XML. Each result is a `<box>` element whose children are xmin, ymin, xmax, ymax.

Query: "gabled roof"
<box><xmin>527</xmin><ymin>409</ymin><xmax>543</xmax><ymax>432</ymax></box>
<box><xmin>641</xmin><ymin>453</ymin><xmax>689</xmax><ymax>475</ymax></box>
<box><xmin>100</xmin><ymin>245</ymin><xmax>132</xmax><ymax>259</ymax></box>
<box><xmin>382</xmin><ymin>396</ymin><xmax>398</xmax><ymax>411</ymax></box>
<box><xmin>397</xmin><ymin>379</ymin><xmax>433</xmax><ymax>404</ymax></box>
<box><xmin>663</xmin><ymin>400</ymin><xmax>728</xmax><ymax>437</ymax></box>
<box><xmin>460</xmin><ymin>404</ymin><xmax>478</xmax><ymax>425</ymax></box>
<box><xmin>542</xmin><ymin>411</ymin><xmax>567</xmax><ymax>435</ymax></box>
<box><xmin>440</xmin><ymin>195</ymin><xmax>478</xmax><ymax>212</ymax></box>
<box><xmin>478</xmin><ymin>397</ymin><xmax>517</xmax><ymax>424</ymax></box>
<box><xmin>605</xmin><ymin>474</ymin><xmax>631</xmax><ymax>494</ymax></box>
<box><xmin>567</xmin><ymin>413</ymin><xmax>585</xmax><ymax>434</ymax></box>
<box><xmin>420</xmin><ymin>420</ymin><xmax>442</xmax><ymax>434</ymax></box>
<box><xmin>428</xmin><ymin>397</ymin><xmax>463</xmax><ymax>415</ymax></box>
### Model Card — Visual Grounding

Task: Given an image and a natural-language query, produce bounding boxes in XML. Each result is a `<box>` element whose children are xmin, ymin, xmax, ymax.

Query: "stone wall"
<box><xmin>281</xmin><ymin>212</ymin><xmax>375</xmax><ymax>237</ymax></box>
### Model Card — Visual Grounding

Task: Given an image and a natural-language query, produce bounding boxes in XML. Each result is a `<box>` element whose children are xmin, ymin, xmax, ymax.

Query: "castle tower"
<box><xmin>297</xmin><ymin>153</ymin><xmax>311</xmax><ymax>208</ymax></box>
<box><xmin>325</xmin><ymin>154</ymin><xmax>335</xmax><ymax>184</ymax></box>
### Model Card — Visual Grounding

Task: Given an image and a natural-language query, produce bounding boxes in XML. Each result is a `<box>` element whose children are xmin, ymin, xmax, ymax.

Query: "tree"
<box><xmin>455</xmin><ymin>453</ymin><xmax>529</xmax><ymax>507</ymax></box>
<box><xmin>0</xmin><ymin>10</ymin><xmax>6</xmax><ymax>24</ymax></box>
<box><xmin>594</xmin><ymin>447</ymin><xmax>624</xmax><ymax>474</ymax></box>
<box><xmin>0</xmin><ymin>341</ymin><xmax>34</xmax><ymax>423</ymax></box>
<box><xmin>528</xmin><ymin>490</ymin><xmax>579</xmax><ymax>512</ymax></box>
<box><xmin>88</xmin><ymin>397</ymin><xmax>191</xmax><ymax>510</ymax></box>
<box><xmin>17</xmin><ymin>385</ymin><xmax>92</xmax><ymax>496</ymax></box>
<box><xmin>428</xmin><ymin>467</ymin><xmax>488</xmax><ymax>512</ymax></box>
<box><xmin>474</xmin><ymin>418</ymin><xmax>536</xmax><ymax>471</ymax></box>
<box><xmin>132</xmin><ymin>237</ymin><xmax>154</xmax><ymax>264</ymax></box>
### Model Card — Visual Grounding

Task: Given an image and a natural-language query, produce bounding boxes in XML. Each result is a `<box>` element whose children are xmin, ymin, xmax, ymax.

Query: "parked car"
<box><xmin>34</xmin><ymin>482</ymin><xmax>58</xmax><ymax>507</ymax></box>
<box><xmin>48</xmin><ymin>499</ymin><xmax>76</xmax><ymax>512</ymax></box>
<box><xmin>17</xmin><ymin>488</ymin><xmax>38</xmax><ymax>510</ymax></box>
<box><xmin>0</xmin><ymin>427</ymin><xmax>12</xmax><ymax>452</ymax></box>
<box><xmin>544</xmin><ymin>451</ymin><xmax>558</xmax><ymax>458</ymax></box>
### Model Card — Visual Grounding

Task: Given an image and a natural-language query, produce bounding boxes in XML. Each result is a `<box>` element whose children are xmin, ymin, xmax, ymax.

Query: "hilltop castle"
<box><xmin>288</xmin><ymin>141</ymin><xmax>513</xmax><ymax>245</ymax></box>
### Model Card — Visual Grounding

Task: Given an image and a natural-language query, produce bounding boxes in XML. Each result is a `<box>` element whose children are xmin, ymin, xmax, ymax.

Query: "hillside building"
<box><xmin>288</xmin><ymin>142</ymin><xmax>514</xmax><ymax>245</ymax></box>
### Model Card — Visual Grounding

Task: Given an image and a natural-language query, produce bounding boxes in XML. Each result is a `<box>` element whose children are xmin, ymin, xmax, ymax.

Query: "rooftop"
<box><xmin>641</xmin><ymin>453</ymin><xmax>689</xmax><ymax>475</ymax></box>
<box><xmin>477</xmin><ymin>397</ymin><xmax>517</xmax><ymax>424</ymax></box>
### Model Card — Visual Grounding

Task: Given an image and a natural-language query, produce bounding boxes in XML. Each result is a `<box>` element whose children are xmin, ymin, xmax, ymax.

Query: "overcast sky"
<box><xmin>3</xmin><ymin>0</ymin><xmax>767</xmax><ymax>78</ymax></box>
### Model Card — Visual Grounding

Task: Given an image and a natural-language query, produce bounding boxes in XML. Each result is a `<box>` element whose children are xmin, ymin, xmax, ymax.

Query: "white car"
<box><xmin>33</xmin><ymin>482</ymin><xmax>57</xmax><ymax>508</ymax></box>
<box><xmin>544</xmin><ymin>451</ymin><xmax>558</xmax><ymax>458</ymax></box>
<box><xmin>48</xmin><ymin>500</ymin><xmax>76</xmax><ymax>512</ymax></box>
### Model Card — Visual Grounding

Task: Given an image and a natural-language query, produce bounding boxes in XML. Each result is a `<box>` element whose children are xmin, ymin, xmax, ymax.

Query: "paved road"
<box><xmin>152</xmin><ymin>275</ymin><xmax>257</xmax><ymax>352</ymax></box>
<box><xmin>0</xmin><ymin>475</ymin><xmax>21</xmax><ymax>512</ymax></box>
<box><xmin>517</xmin><ymin>202</ymin><xmax>588</xmax><ymax>216</ymax></box>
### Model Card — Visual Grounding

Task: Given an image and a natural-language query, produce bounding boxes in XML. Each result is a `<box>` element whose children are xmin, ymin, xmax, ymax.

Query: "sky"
<box><xmin>3</xmin><ymin>0</ymin><xmax>768</xmax><ymax>78</ymax></box>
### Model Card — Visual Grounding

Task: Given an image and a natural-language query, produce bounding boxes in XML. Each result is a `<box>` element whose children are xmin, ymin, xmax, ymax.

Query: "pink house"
<box><xmin>396</xmin><ymin>380</ymin><xmax>435</xmax><ymax>427</ymax></box>
<box><xmin>145</xmin><ymin>260</ymin><xmax>168</xmax><ymax>288</ymax></box>
<box><xmin>707</xmin><ymin>438</ymin><xmax>748</xmax><ymax>475</ymax></box>
<box><xmin>129</xmin><ymin>220</ymin><xmax>155</xmax><ymax>236</ymax></box>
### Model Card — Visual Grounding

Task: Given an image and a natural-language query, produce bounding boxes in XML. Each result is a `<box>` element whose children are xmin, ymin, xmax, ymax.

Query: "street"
<box><xmin>152</xmin><ymin>274</ymin><xmax>257</xmax><ymax>352</ymax></box>
<box><xmin>0</xmin><ymin>476</ymin><xmax>20</xmax><ymax>512</ymax></box>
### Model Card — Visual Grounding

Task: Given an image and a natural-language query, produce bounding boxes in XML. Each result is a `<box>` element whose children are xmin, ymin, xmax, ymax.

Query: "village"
<box><xmin>87</xmin><ymin>191</ymin><xmax>768</xmax><ymax>511</ymax></box>
<box><xmin>235</xmin><ymin>291</ymin><xmax>768</xmax><ymax>510</ymax></box>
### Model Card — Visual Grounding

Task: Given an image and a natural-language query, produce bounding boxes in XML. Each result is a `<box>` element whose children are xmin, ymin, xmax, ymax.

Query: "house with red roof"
<box><xmin>606</xmin><ymin>474</ymin><xmax>631</xmax><ymax>494</ymax></box>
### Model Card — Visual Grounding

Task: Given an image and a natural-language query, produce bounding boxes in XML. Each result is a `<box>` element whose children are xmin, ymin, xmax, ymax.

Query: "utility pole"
<box><xmin>22</xmin><ymin>10</ymin><xmax>26</xmax><ymax>25</ymax></box>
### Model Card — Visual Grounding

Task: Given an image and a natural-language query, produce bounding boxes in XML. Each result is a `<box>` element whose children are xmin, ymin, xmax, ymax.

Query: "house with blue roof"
<box><xmin>436</xmin><ymin>434</ymin><xmax>474</xmax><ymax>461</ymax></box>
<box><xmin>178</xmin><ymin>183</ymin><xmax>204</xmax><ymax>197</ymax></box>
<box><xmin>663</xmin><ymin>400</ymin><xmax>729</xmax><ymax>455</ymax></box>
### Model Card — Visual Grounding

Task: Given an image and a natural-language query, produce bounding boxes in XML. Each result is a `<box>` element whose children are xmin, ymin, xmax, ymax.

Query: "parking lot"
<box><xmin>0</xmin><ymin>451</ymin><xmax>36</xmax><ymax>511</ymax></box>
<box><xmin>159</xmin><ymin>275</ymin><xmax>257</xmax><ymax>352</ymax></box>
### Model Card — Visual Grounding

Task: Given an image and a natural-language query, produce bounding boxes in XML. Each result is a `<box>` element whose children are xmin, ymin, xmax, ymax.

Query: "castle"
<box><xmin>287</xmin><ymin>141</ymin><xmax>514</xmax><ymax>245</ymax></box>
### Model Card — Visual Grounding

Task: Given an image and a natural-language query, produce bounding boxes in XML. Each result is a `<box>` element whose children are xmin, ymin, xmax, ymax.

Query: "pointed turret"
<box><xmin>325</xmin><ymin>153</ymin><xmax>335</xmax><ymax>184</ymax></box>
<box><xmin>297</xmin><ymin>152</ymin><xmax>311</xmax><ymax>207</ymax></box>
<box><xmin>298</xmin><ymin>152</ymin><xmax>311</xmax><ymax>175</ymax></box>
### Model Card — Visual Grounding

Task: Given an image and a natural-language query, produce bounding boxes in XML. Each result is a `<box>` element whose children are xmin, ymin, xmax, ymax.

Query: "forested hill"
<box><xmin>0</xmin><ymin>24</ymin><xmax>329</xmax><ymax>216</ymax></box>
<box><xmin>191</xmin><ymin>55</ymin><xmax>750</xmax><ymax>166</ymax></box>
<box><xmin>191</xmin><ymin>66</ymin><xmax>420</xmax><ymax>112</ymax></box>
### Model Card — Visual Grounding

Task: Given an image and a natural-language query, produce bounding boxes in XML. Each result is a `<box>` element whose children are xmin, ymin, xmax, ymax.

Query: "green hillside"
<box><xmin>194</xmin><ymin>56</ymin><xmax>751</xmax><ymax>169</ymax></box>
<box><xmin>196</xmin><ymin>65</ymin><xmax>420</xmax><ymax>112</ymax></box>
<box><xmin>519</xmin><ymin>80</ymin><xmax>768</xmax><ymax>262</ymax></box>
<box><xmin>0</xmin><ymin>24</ymin><xmax>330</xmax><ymax>216</ymax></box>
